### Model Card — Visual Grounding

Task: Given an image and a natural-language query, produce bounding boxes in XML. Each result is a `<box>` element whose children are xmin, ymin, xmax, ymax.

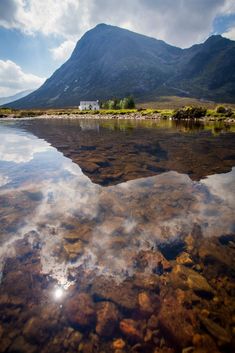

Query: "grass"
<box><xmin>137</xmin><ymin>96</ymin><xmax>235</xmax><ymax>110</ymax></box>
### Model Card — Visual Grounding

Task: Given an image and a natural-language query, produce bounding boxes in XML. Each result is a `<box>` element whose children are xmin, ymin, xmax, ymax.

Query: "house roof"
<box><xmin>80</xmin><ymin>101</ymin><xmax>99</xmax><ymax>104</ymax></box>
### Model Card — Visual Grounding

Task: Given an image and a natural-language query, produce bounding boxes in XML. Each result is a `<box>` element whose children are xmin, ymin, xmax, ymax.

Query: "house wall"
<box><xmin>79</xmin><ymin>102</ymin><xmax>100</xmax><ymax>110</ymax></box>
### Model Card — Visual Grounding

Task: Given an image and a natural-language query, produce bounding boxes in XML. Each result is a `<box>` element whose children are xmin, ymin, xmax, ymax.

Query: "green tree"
<box><xmin>120</xmin><ymin>96</ymin><xmax>135</xmax><ymax>109</ymax></box>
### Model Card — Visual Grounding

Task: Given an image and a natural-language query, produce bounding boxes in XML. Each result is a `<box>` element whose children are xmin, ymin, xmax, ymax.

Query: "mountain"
<box><xmin>166</xmin><ymin>35</ymin><xmax>235</xmax><ymax>102</ymax></box>
<box><xmin>0</xmin><ymin>89</ymin><xmax>34</xmax><ymax>106</ymax></box>
<box><xmin>6</xmin><ymin>24</ymin><xmax>235</xmax><ymax>108</ymax></box>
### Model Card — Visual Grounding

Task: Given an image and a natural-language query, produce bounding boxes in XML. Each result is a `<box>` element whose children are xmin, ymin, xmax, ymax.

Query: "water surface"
<box><xmin>0</xmin><ymin>119</ymin><xmax>234</xmax><ymax>353</ymax></box>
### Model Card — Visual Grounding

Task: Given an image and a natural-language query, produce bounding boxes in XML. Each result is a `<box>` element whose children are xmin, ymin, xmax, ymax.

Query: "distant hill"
<box><xmin>6</xmin><ymin>24</ymin><xmax>235</xmax><ymax>108</ymax></box>
<box><xmin>0</xmin><ymin>89</ymin><xmax>34</xmax><ymax>106</ymax></box>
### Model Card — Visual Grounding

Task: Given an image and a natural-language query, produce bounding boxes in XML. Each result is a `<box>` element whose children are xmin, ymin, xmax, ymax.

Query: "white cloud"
<box><xmin>221</xmin><ymin>0</ymin><xmax>235</xmax><ymax>14</ymax></box>
<box><xmin>222</xmin><ymin>26</ymin><xmax>235</xmax><ymax>40</ymax></box>
<box><xmin>50</xmin><ymin>40</ymin><xmax>76</xmax><ymax>61</ymax></box>
<box><xmin>0</xmin><ymin>59</ymin><xmax>45</xmax><ymax>96</ymax></box>
<box><xmin>0</xmin><ymin>0</ymin><xmax>235</xmax><ymax>48</ymax></box>
<box><xmin>0</xmin><ymin>0</ymin><xmax>23</xmax><ymax>29</ymax></box>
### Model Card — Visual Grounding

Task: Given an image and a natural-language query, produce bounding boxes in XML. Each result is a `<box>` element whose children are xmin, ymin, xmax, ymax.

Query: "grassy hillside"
<box><xmin>137</xmin><ymin>96</ymin><xmax>235</xmax><ymax>110</ymax></box>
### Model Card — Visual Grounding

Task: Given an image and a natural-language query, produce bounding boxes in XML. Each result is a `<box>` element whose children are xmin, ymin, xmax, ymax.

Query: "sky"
<box><xmin>0</xmin><ymin>0</ymin><xmax>235</xmax><ymax>97</ymax></box>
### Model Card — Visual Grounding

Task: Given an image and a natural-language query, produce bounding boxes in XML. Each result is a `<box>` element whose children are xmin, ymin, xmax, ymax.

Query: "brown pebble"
<box><xmin>147</xmin><ymin>315</ymin><xmax>159</xmax><ymax>329</ymax></box>
<box><xmin>144</xmin><ymin>328</ymin><xmax>153</xmax><ymax>342</ymax></box>
<box><xmin>200</xmin><ymin>309</ymin><xmax>210</xmax><ymax>317</ymax></box>
<box><xmin>138</xmin><ymin>292</ymin><xmax>153</xmax><ymax>314</ymax></box>
<box><xmin>113</xmin><ymin>338</ymin><xmax>126</xmax><ymax>350</ymax></box>
<box><xmin>120</xmin><ymin>319</ymin><xmax>143</xmax><ymax>341</ymax></box>
<box><xmin>64</xmin><ymin>292</ymin><xmax>96</xmax><ymax>327</ymax></box>
<box><xmin>192</xmin><ymin>333</ymin><xmax>202</xmax><ymax>346</ymax></box>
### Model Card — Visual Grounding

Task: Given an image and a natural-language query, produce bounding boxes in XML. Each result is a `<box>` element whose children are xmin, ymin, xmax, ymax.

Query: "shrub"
<box><xmin>225</xmin><ymin>108</ymin><xmax>233</xmax><ymax>117</ymax></box>
<box><xmin>216</xmin><ymin>106</ymin><xmax>233</xmax><ymax>117</ymax></box>
<box><xmin>19</xmin><ymin>110</ymin><xmax>44</xmax><ymax>117</ymax></box>
<box><xmin>172</xmin><ymin>106</ymin><xmax>207</xmax><ymax>120</ymax></box>
<box><xmin>216</xmin><ymin>105</ymin><xmax>226</xmax><ymax>114</ymax></box>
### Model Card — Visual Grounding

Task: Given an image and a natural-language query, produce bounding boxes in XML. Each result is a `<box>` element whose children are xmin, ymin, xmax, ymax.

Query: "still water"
<box><xmin>0</xmin><ymin>118</ymin><xmax>234</xmax><ymax>353</ymax></box>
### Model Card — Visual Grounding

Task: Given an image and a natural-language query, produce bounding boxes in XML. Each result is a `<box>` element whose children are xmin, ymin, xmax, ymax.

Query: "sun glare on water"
<box><xmin>53</xmin><ymin>287</ymin><xmax>64</xmax><ymax>301</ymax></box>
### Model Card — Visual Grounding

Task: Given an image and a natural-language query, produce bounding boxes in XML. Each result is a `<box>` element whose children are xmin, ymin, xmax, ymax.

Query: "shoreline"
<box><xmin>1</xmin><ymin>112</ymin><xmax>235</xmax><ymax>123</ymax></box>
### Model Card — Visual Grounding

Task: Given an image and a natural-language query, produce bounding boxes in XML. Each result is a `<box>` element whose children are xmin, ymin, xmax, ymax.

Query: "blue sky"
<box><xmin>0</xmin><ymin>0</ymin><xmax>235</xmax><ymax>97</ymax></box>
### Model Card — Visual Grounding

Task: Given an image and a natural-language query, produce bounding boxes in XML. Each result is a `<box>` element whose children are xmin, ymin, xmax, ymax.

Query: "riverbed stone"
<box><xmin>63</xmin><ymin>224</ymin><xmax>93</xmax><ymax>243</ymax></box>
<box><xmin>199</xmin><ymin>316</ymin><xmax>232</xmax><ymax>344</ymax></box>
<box><xmin>138</xmin><ymin>292</ymin><xmax>154</xmax><ymax>315</ymax></box>
<box><xmin>134</xmin><ymin>250</ymin><xmax>172</xmax><ymax>274</ymax></box>
<box><xmin>133</xmin><ymin>272</ymin><xmax>160</xmax><ymax>291</ymax></box>
<box><xmin>64</xmin><ymin>292</ymin><xmax>96</xmax><ymax>328</ymax></box>
<box><xmin>193</xmin><ymin>333</ymin><xmax>220</xmax><ymax>353</ymax></box>
<box><xmin>91</xmin><ymin>277</ymin><xmax>138</xmax><ymax>310</ymax></box>
<box><xmin>198</xmin><ymin>239</ymin><xmax>235</xmax><ymax>271</ymax></box>
<box><xmin>8</xmin><ymin>336</ymin><xmax>36</xmax><ymax>353</ymax></box>
<box><xmin>113</xmin><ymin>338</ymin><xmax>126</xmax><ymax>349</ymax></box>
<box><xmin>63</xmin><ymin>240</ymin><xmax>84</xmax><ymax>261</ymax></box>
<box><xmin>158</xmin><ymin>295</ymin><xmax>196</xmax><ymax>349</ymax></box>
<box><xmin>153</xmin><ymin>349</ymin><xmax>175</xmax><ymax>353</ymax></box>
<box><xmin>0</xmin><ymin>337</ymin><xmax>11</xmax><ymax>353</ymax></box>
<box><xmin>23</xmin><ymin>316</ymin><xmax>54</xmax><ymax>344</ymax></box>
<box><xmin>171</xmin><ymin>265</ymin><xmax>214</xmax><ymax>296</ymax></box>
<box><xmin>176</xmin><ymin>252</ymin><xmax>193</xmax><ymax>266</ymax></box>
<box><xmin>95</xmin><ymin>301</ymin><xmax>119</xmax><ymax>337</ymax></box>
<box><xmin>78</xmin><ymin>161</ymin><xmax>99</xmax><ymax>173</ymax></box>
<box><xmin>120</xmin><ymin>319</ymin><xmax>144</xmax><ymax>341</ymax></box>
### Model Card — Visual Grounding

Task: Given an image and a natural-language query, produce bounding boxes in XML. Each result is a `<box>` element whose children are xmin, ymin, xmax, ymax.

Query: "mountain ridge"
<box><xmin>0</xmin><ymin>89</ymin><xmax>34</xmax><ymax>106</ymax></box>
<box><xmin>5</xmin><ymin>24</ymin><xmax>235</xmax><ymax>108</ymax></box>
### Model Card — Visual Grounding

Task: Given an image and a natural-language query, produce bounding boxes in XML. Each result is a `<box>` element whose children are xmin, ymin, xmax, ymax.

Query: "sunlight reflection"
<box><xmin>53</xmin><ymin>286</ymin><xmax>65</xmax><ymax>301</ymax></box>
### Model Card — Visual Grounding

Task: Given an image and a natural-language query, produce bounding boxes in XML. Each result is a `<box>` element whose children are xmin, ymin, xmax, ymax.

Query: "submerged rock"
<box><xmin>8</xmin><ymin>336</ymin><xmax>36</xmax><ymax>353</ymax></box>
<box><xmin>63</xmin><ymin>224</ymin><xmax>92</xmax><ymax>243</ymax></box>
<box><xmin>113</xmin><ymin>338</ymin><xmax>126</xmax><ymax>349</ymax></box>
<box><xmin>135</xmin><ymin>250</ymin><xmax>172</xmax><ymax>274</ymax></box>
<box><xmin>198</xmin><ymin>239</ymin><xmax>235</xmax><ymax>272</ymax></box>
<box><xmin>133</xmin><ymin>273</ymin><xmax>160</xmax><ymax>291</ymax></box>
<box><xmin>153</xmin><ymin>349</ymin><xmax>176</xmax><ymax>353</ymax></box>
<box><xmin>23</xmin><ymin>316</ymin><xmax>54</xmax><ymax>344</ymax></box>
<box><xmin>158</xmin><ymin>296</ymin><xmax>196</xmax><ymax>349</ymax></box>
<box><xmin>138</xmin><ymin>292</ymin><xmax>154</xmax><ymax>315</ymax></box>
<box><xmin>120</xmin><ymin>319</ymin><xmax>144</xmax><ymax>342</ymax></box>
<box><xmin>192</xmin><ymin>333</ymin><xmax>221</xmax><ymax>353</ymax></box>
<box><xmin>176</xmin><ymin>252</ymin><xmax>193</xmax><ymax>266</ymax></box>
<box><xmin>66</xmin><ymin>330</ymin><xmax>83</xmax><ymax>349</ymax></box>
<box><xmin>78</xmin><ymin>161</ymin><xmax>99</xmax><ymax>173</ymax></box>
<box><xmin>171</xmin><ymin>265</ymin><xmax>214</xmax><ymax>297</ymax></box>
<box><xmin>199</xmin><ymin>316</ymin><xmax>232</xmax><ymax>344</ymax></box>
<box><xmin>91</xmin><ymin>277</ymin><xmax>138</xmax><ymax>310</ymax></box>
<box><xmin>0</xmin><ymin>337</ymin><xmax>11</xmax><ymax>353</ymax></box>
<box><xmin>51</xmin><ymin>327</ymin><xmax>83</xmax><ymax>351</ymax></box>
<box><xmin>0</xmin><ymin>293</ymin><xmax>25</xmax><ymax>307</ymax></box>
<box><xmin>63</xmin><ymin>240</ymin><xmax>84</xmax><ymax>261</ymax></box>
<box><xmin>96</xmin><ymin>301</ymin><xmax>119</xmax><ymax>337</ymax></box>
<box><xmin>64</xmin><ymin>292</ymin><xmax>96</xmax><ymax>328</ymax></box>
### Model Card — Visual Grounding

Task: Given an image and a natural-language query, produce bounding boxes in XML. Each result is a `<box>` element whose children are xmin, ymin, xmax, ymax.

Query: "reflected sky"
<box><xmin>0</xmin><ymin>122</ymin><xmax>234</xmax><ymax>288</ymax></box>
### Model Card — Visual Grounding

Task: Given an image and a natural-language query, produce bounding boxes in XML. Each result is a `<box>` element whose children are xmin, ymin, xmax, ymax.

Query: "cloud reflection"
<box><xmin>0</xmin><ymin>174</ymin><xmax>9</xmax><ymax>187</ymax></box>
<box><xmin>0</xmin><ymin>126</ymin><xmax>52</xmax><ymax>164</ymax></box>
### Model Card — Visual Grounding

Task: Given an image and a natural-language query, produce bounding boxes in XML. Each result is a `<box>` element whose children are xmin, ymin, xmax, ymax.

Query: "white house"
<box><xmin>79</xmin><ymin>101</ymin><xmax>100</xmax><ymax>111</ymax></box>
